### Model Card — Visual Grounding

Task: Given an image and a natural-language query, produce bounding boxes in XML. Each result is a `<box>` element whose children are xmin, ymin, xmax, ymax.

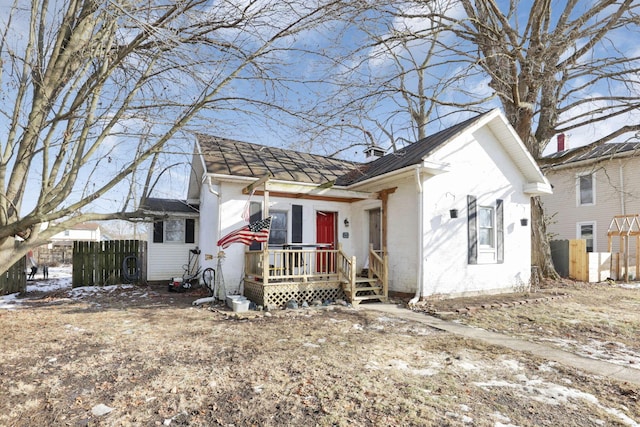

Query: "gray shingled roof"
<box><xmin>544</xmin><ymin>142</ymin><xmax>640</xmax><ymax>165</ymax></box>
<box><xmin>337</xmin><ymin>112</ymin><xmax>490</xmax><ymax>185</ymax></box>
<box><xmin>197</xmin><ymin>135</ymin><xmax>357</xmax><ymax>185</ymax></box>
<box><xmin>140</xmin><ymin>198</ymin><xmax>199</xmax><ymax>214</ymax></box>
<box><xmin>197</xmin><ymin>111</ymin><xmax>490</xmax><ymax>187</ymax></box>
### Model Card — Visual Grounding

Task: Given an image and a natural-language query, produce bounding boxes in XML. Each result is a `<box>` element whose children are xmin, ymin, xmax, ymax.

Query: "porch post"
<box><xmin>262</xmin><ymin>247</ymin><xmax>269</xmax><ymax>285</ymax></box>
<box><xmin>377</xmin><ymin>187</ymin><xmax>396</xmax><ymax>251</ymax></box>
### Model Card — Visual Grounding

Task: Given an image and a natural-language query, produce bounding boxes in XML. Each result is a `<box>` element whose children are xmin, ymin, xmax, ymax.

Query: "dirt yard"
<box><xmin>1</xmin><ymin>277</ymin><xmax>639</xmax><ymax>426</ymax></box>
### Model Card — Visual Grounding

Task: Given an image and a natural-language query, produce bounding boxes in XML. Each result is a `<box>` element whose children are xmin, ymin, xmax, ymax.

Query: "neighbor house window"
<box><xmin>268</xmin><ymin>211</ymin><xmax>288</xmax><ymax>245</ymax></box>
<box><xmin>577</xmin><ymin>173</ymin><xmax>595</xmax><ymax>206</ymax></box>
<box><xmin>578</xmin><ymin>222</ymin><xmax>595</xmax><ymax>252</ymax></box>
<box><xmin>153</xmin><ymin>218</ymin><xmax>195</xmax><ymax>244</ymax></box>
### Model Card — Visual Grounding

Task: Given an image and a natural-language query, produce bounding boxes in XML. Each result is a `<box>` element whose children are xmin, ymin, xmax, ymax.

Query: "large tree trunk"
<box><xmin>531</xmin><ymin>197</ymin><xmax>559</xmax><ymax>280</ymax></box>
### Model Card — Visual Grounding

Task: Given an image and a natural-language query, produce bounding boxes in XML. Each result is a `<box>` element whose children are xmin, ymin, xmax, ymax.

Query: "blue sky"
<box><xmin>2</xmin><ymin>0</ymin><xmax>639</xmax><ymax>209</ymax></box>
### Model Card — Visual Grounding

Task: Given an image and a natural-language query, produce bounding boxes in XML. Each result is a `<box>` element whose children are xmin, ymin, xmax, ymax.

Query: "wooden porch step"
<box><xmin>351</xmin><ymin>294</ymin><xmax>389</xmax><ymax>305</ymax></box>
<box><xmin>354</xmin><ymin>286</ymin><xmax>382</xmax><ymax>292</ymax></box>
<box><xmin>355</xmin><ymin>277</ymin><xmax>378</xmax><ymax>283</ymax></box>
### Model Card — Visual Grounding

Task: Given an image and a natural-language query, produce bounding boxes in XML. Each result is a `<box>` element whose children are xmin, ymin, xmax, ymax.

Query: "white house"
<box><xmin>140</xmin><ymin>199</ymin><xmax>200</xmax><ymax>282</ymax></box>
<box><xmin>144</xmin><ymin>109</ymin><xmax>551</xmax><ymax>304</ymax></box>
<box><xmin>49</xmin><ymin>222</ymin><xmax>102</xmax><ymax>245</ymax></box>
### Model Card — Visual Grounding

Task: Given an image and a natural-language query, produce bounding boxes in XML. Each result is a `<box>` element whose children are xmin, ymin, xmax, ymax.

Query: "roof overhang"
<box><xmin>523</xmin><ymin>182</ymin><xmax>553</xmax><ymax>195</ymax></box>
<box><xmin>348</xmin><ymin>161</ymin><xmax>450</xmax><ymax>191</ymax></box>
<box><xmin>543</xmin><ymin>150</ymin><xmax>634</xmax><ymax>172</ymax></box>
<box><xmin>461</xmin><ymin>109</ymin><xmax>552</xmax><ymax>195</ymax></box>
<box><xmin>209</xmin><ymin>173</ymin><xmax>376</xmax><ymax>202</ymax></box>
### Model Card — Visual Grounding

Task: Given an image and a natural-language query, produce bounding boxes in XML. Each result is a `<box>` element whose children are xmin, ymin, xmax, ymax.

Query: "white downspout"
<box><xmin>619</xmin><ymin>160</ymin><xmax>625</xmax><ymax>215</ymax></box>
<box><xmin>203</xmin><ymin>175</ymin><xmax>220</xmax><ymax>197</ymax></box>
<box><xmin>410</xmin><ymin>166</ymin><xmax>424</xmax><ymax>304</ymax></box>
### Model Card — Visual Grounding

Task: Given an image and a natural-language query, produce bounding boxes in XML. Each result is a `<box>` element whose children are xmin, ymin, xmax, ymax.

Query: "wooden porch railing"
<box><xmin>245</xmin><ymin>248</ymin><xmax>341</xmax><ymax>284</ymax></box>
<box><xmin>367</xmin><ymin>244</ymin><xmax>388</xmax><ymax>298</ymax></box>
<box><xmin>337</xmin><ymin>243</ymin><xmax>356</xmax><ymax>301</ymax></box>
<box><xmin>243</xmin><ymin>245</ymin><xmax>387</xmax><ymax>306</ymax></box>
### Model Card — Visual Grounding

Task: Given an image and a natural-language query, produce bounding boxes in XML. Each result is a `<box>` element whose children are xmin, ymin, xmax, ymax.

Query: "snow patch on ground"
<box><xmin>473</xmin><ymin>375</ymin><xmax>639</xmax><ymax>426</ymax></box>
<box><xmin>537</xmin><ymin>337</ymin><xmax>640</xmax><ymax>370</ymax></box>
<box><xmin>1</xmin><ymin>265</ymin><xmax>148</xmax><ymax>309</ymax></box>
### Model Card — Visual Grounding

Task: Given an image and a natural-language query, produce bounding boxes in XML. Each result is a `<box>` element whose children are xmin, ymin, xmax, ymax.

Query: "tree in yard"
<box><xmin>454</xmin><ymin>0</ymin><xmax>640</xmax><ymax>276</ymax></box>
<box><xmin>299</xmin><ymin>0</ymin><xmax>492</xmax><ymax>158</ymax></box>
<box><xmin>312</xmin><ymin>0</ymin><xmax>640</xmax><ymax>277</ymax></box>
<box><xmin>0</xmin><ymin>0</ymin><xmax>351</xmax><ymax>273</ymax></box>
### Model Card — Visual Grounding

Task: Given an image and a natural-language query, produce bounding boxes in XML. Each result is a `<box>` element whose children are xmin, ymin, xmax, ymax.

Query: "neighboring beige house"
<box><xmin>541</xmin><ymin>140</ymin><xmax>640</xmax><ymax>276</ymax></box>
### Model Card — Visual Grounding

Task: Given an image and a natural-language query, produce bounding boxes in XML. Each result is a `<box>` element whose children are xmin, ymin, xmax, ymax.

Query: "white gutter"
<box><xmin>410</xmin><ymin>166</ymin><xmax>424</xmax><ymax>304</ymax></box>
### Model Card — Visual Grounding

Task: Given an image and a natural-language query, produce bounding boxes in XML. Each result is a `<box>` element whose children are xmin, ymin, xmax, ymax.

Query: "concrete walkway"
<box><xmin>363</xmin><ymin>303</ymin><xmax>640</xmax><ymax>386</ymax></box>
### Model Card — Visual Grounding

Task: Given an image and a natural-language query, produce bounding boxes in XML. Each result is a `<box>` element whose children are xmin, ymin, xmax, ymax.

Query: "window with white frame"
<box><xmin>478</xmin><ymin>206</ymin><xmax>495</xmax><ymax>248</ymax></box>
<box><xmin>153</xmin><ymin>218</ymin><xmax>195</xmax><ymax>244</ymax></box>
<box><xmin>578</xmin><ymin>222</ymin><xmax>595</xmax><ymax>252</ymax></box>
<box><xmin>577</xmin><ymin>173</ymin><xmax>595</xmax><ymax>206</ymax></box>
<box><xmin>467</xmin><ymin>196</ymin><xmax>504</xmax><ymax>265</ymax></box>
<box><xmin>268</xmin><ymin>211</ymin><xmax>288</xmax><ymax>245</ymax></box>
<box><xmin>165</xmin><ymin>219</ymin><xmax>185</xmax><ymax>242</ymax></box>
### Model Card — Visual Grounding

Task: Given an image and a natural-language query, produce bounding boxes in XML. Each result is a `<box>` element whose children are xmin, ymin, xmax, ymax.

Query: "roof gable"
<box><xmin>336</xmin><ymin>112</ymin><xmax>491</xmax><ymax>185</ymax></box>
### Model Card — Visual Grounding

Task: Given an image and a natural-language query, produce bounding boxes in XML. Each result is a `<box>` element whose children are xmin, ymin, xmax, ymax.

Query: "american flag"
<box><xmin>217</xmin><ymin>216</ymin><xmax>272</xmax><ymax>249</ymax></box>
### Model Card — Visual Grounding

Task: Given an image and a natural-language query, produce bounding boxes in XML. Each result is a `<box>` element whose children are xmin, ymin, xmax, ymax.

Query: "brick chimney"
<box><xmin>557</xmin><ymin>133</ymin><xmax>568</xmax><ymax>152</ymax></box>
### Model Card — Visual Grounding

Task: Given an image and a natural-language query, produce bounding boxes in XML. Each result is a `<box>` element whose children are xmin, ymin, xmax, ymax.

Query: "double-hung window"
<box><xmin>578</xmin><ymin>222</ymin><xmax>595</xmax><ymax>252</ymax></box>
<box><xmin>577</xmin><ymin>173</ymin><xmax>595</xmax><ymax>206</ymax></box>
<box><xmin>478</xmin><ymin>206</ymin><xmax>495</xmax><ymax>248</ymax></box>
<box><xmin>468</xmin><ymin>196</ymin><xmax>504</xmax><ymax>264</ymax></box>
<box><xmin>268</xmin><ymin>211</ymin><xmax>288</xmax><ymax>245</ymax></box>
<box><xmin>153</xmin><ymin>218</ymin><xmax>195</xmax><ymax>244</ymax></box>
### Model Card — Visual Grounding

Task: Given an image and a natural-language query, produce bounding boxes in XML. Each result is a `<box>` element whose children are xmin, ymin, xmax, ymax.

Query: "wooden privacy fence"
<box><xmin>562</xmin><ymin>239</ymin><xmax>612</xmax><ymax>282</ymax></box>
<box><xmin>0</xmin><ymin>255</ymin><xmax>26</xmax><ymax>295</ymax></box>
<box><xmin>569</xmin><ymin>239</ymin><xmax>588</xmax><ymax>281</ymax></box>
<box><xmin>72</xmin><ymin>240</ymin><xmax>147</xmax><ymax>287</ymax></box>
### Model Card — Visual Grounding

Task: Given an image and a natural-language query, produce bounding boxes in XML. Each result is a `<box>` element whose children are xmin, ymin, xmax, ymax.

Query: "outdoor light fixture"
<box><xmin>446</xmin><ymin>192</ymin><xmax>458</xmax><ymax>218</ymax></box>
<box><xmin>344</xmin><ymin>218</ymin><xmax>350</xmax><ymax>227</ymax></box>
<box><xmin>520</xmin><ymin>205</ymin><xmax>528</xmax><ymax>226</ymax></box>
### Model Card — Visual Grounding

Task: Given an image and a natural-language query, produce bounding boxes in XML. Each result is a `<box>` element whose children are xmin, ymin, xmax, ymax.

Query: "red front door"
<box><xmin>316</xmin><ymin>211</ymin><xmax>336</xmax><ymax>273</ymax></box>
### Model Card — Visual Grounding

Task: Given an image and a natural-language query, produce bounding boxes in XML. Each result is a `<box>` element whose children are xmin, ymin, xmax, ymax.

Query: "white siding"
<box><xmin>147</xmin><ymin>220</ymin><xmax>199</xmax><ymax>281</ymax></box>
<box><xmin>416</xmin><ymin>126</ymin><xmax>533</xmax><ymax>297</ymax></box>
<box><xmin>209</xmin><ymin>181</ymin><xmax>356</xmax><ymax>295</ymax></box>
<box><xmin>50</xmin><ymin>227</ymin><xmax>101</xmax><ymax>242</ymax></box>
<box><xmin>382</xmin><ymin>175</ymin><xmax>420</xmax><ymax>294</ymax></box>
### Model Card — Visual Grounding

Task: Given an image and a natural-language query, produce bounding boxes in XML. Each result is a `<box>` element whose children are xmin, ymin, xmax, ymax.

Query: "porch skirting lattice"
<box><xmin>244</xmin><ymin>280</ymin><xmax>346</xmax><ymax>308</ymax></box>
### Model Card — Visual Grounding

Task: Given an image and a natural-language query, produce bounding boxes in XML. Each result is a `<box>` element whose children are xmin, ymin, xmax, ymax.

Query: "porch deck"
<box><xmin>243</xmin><ymin>245</ymin><xmax>388</xmax><ymax>307</ymax></box>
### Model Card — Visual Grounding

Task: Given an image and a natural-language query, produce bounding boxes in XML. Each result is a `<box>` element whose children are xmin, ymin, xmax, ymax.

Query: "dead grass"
<box><xmin>1</xmin><ymin>282</ymin><xmax>639</xmax><ymax>426</ymax></box>
<box><xmin>421</xmin><ymin>280</ymin><xmax>640</xmax><ymax>368</ymax></box>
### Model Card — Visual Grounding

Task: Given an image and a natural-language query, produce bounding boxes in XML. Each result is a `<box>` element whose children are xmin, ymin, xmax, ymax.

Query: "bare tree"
<box><xmin>452</xmin><ymin>0</ymin><xmax>640</xmax><ymax>276</ymax></box>
<box><xmin>295</xmin><ymin>0</ymin><xmax>491</xmax><ymax>158</ymax></box>
<box><xmin>312</xmin><ymin>0</ymin><xmax>639</xmax><ymax>277</ymax></box>
<box><xmin>0</xmin><ymin>0</ymin><xmax>350</xmax><ymax>272</ymax></box>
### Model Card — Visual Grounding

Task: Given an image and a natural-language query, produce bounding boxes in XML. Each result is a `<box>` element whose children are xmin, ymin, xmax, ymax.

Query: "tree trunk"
<box><xmin>531</xmin><ymin>197</ymin><xmax>559</xmax><ymax>280</ymax></box>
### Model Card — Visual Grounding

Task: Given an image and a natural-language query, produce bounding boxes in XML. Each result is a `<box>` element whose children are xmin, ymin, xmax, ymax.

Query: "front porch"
<box><xmin>243</xmin><ymin>244</ymin><xmax>388</xmax><ymax>307</ymax></box>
